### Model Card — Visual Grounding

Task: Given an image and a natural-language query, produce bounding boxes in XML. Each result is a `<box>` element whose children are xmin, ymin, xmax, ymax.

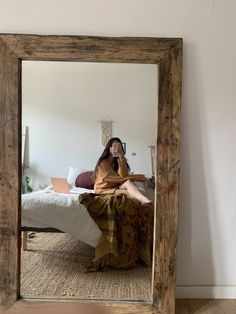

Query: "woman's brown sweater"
<box><xmin>94</xmin><ymin>158</ymin><xmax>129</xmax><ymax>194</ymax></box>
<box><xmin>94</xmin><ymin>158</ymin><xmax>145</xmax><ymax>194</ymax></box>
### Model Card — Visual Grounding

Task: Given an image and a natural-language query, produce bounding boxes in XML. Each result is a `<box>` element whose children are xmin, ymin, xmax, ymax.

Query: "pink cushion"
<box><xmin>75</xmin><ymin>171</ymin><xmax>94</xmax><ymax>189</ymax></box>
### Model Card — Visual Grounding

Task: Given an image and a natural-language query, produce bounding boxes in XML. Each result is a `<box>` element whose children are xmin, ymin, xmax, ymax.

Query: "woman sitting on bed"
<box><xmin>93</xmin><ymin>137</ymin><xmax>152</xmax><ymax>205</ymax></box>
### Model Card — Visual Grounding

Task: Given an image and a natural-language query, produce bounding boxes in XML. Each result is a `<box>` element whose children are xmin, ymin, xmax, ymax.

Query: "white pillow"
<box><xmin>67</xmin><ymin>166</ymin><xmax>83</xmax><ymax>187</ymax></box>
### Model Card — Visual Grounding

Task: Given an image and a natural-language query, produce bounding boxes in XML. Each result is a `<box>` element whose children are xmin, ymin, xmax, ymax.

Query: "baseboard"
<box><xmin>176</xmin><ymin>286</ymin><xmax>236</xmax><ymax>299</ymax></box>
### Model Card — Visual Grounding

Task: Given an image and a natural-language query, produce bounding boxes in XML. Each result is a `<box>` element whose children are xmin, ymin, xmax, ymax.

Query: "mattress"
<box><xmin>21</xmin><ymin>186</ymin><xmax>102</xmax><ymax>247</ymax></box>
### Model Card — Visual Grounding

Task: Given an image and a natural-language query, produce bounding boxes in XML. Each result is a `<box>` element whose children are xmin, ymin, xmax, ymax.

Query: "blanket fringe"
<box><xmin>86</xmin><ymin>252</ymin><xmax>116</xmax><ymax>272</ymax></box>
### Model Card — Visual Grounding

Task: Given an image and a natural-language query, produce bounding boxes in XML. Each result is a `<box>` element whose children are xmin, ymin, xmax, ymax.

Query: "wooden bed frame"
<box><xmin>21</xmin><ymin>227</ymin><xmax>64</xmax><ymax>251</ymax></box>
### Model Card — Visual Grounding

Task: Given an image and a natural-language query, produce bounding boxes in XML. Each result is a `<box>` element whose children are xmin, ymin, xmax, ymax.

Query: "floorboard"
<box><xmin>176</xmin><ymin>299</ymin><xmax>236</xmax><ymax>314</ymax></box>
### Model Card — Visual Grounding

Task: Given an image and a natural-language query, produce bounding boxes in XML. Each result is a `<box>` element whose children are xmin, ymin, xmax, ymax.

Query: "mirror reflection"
<box><xmin>21</xmin><ymin>61</ymin><xmax>158</xmax><ymax>301</ymax></box>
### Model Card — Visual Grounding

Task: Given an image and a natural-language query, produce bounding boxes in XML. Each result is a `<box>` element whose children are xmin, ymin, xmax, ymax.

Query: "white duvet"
<box><xmin>21</xmin><ymin>186</ymin><xmax>102</xmax><ymax>247</ymax></box>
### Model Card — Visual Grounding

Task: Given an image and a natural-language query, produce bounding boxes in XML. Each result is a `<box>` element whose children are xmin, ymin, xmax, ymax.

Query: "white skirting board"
<box><xmin>176</xmin><ymin>286</ymin><xmax>236</xmax><ymax>299</ymax></box>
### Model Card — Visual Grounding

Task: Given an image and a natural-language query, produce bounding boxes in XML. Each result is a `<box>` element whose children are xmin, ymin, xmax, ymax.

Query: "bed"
<box><xmin>21</xmin><ymin>169</ymin><xmax>154</xmax><ymax>271</ymax></box>
<box><xmin>21</xmin><ymin>185</ymin><xmax>103</xmax><ymax>249</ymax></box>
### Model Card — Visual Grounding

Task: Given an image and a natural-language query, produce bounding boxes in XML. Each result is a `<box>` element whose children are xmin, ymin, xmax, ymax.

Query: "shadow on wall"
<box><xmin>176</xmin><ymin>42</ymin><xmax>224</xmax><ymax>298</ymax></box>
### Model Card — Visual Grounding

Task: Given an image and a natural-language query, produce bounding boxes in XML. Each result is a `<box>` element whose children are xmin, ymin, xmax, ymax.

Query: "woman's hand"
<box><xmin>117</xmin><ymin>143</ymin><xmax>125</xmax><ymax>158</ymax></box>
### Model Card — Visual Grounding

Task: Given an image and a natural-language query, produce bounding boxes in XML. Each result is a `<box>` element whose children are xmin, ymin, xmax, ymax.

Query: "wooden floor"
<box><xmin>176</xmin><ymin>299</ymin><xmax>236</xmax><ymax>314</ymax></box>
<box><xmin>2</xmin><ymin>299</ymin><xmax>236</xmax><ymax>314</ymax></box>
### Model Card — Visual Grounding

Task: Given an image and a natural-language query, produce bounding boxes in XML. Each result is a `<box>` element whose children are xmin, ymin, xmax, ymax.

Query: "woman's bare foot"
<box><xmin>141</xmin><ymin>200</ymin><xmax>152</xmax><ymax>206</ymax></box>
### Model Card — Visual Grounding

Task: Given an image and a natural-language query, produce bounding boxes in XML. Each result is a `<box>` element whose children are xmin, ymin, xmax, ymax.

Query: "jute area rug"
<box><xmin>21</xmin><ymin>233</ymin><xmax>152</xmax><ymax>301</ymax></box>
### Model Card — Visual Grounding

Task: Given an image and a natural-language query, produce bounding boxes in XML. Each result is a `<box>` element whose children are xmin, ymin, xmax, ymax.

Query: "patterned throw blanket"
<box><xmin>79</xmin><ymin>193</ymin><xmax>154</xmax><ymax>272</ymax></box>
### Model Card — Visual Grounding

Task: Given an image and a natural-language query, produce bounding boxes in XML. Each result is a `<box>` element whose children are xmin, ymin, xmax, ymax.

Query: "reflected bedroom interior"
<box><xmin>21</xmin><ymin>61</ymin><xmax>158</xmax><ymax>301</ymax></box>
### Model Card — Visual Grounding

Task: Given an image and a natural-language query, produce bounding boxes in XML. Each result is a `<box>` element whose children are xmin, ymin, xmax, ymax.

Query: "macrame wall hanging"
<box><xmin>99</xmin><ymin>120</ymin><xmax>113</xmax><ymax>147</ymax></box>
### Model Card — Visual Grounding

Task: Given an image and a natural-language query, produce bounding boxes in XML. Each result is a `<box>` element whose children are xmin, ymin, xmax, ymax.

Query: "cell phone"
<box><xmin>121</xmin><ymin>142</ymin><xmax>126</xmax><ymax>154</ymax></box>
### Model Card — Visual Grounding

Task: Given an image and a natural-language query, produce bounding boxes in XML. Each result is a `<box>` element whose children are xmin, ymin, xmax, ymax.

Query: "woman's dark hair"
<box><xmin>93</xmin><ymin>137</ymin><xmax>130</xmax><ymax>181</ymax></box>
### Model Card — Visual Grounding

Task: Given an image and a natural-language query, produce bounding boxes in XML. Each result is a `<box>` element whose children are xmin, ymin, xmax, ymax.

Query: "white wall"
<box><xmin>22</xmin><ymin>61</ymin><xmax>157</xmax><ymax>189</ymax></box>
<box><xmin>1</xmin><ymin>0</ymin><xmax>236</xmax><ymax>298</ymax></box>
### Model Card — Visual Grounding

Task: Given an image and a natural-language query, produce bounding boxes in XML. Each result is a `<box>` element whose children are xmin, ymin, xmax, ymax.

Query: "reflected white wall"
<box><xmin>22</xmin><ymin>61</ymin><xmax>157</xmax><ymax>189</ymax></box>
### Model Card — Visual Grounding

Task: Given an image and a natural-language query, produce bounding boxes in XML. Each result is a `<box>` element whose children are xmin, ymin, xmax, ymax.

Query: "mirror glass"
<box><xmin>21</xmin><ymin>60</ymin><xmax>158</xmax><ymax>302</ymax></box>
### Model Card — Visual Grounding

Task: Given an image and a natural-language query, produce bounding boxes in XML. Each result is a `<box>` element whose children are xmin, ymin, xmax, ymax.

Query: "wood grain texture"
<box><xmin>0</xmin><ymin>34</ymin><xmax>182</xmax><ymax>314</ymax></box>
<box><xmin>1</xmin><ymin>300</ymin><xmax>156</xmax><ymax>314</ymax></box>
<box><xmin>153</xmin><ymin>41</ymin><xmax>182</xmax><ymax>314</ymax></box>
<box><xmin>2</xmin><ymin>299</ymin><xmax>236</xmax><ymax>314</ymax></box>
<box><xmin>0</xmin><ymin>35</ymin><xmax>173</xmax><ymax>62</ymax></box>
<box><xmin>0</xmin><ymin>38</ymin><xmax>21</xmax><ymax>307</ymax></box>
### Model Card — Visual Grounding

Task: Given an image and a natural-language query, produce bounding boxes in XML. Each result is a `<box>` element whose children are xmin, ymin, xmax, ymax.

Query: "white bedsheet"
<box><xmin>22</xmin><ymin>186</ymin><xmax>102</xmax><ymax>248</ymax></box>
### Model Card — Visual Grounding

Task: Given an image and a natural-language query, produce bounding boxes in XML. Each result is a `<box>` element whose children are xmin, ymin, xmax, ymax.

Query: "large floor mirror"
<box><xmin>0</xmin><ymin>34</ymin><xmax>182</xmax><ymax>314</ymax></box>
<box><xmin>21</xmin><ymin>60</ymin><xmax>157</xmax><ymax>301</ymax></box>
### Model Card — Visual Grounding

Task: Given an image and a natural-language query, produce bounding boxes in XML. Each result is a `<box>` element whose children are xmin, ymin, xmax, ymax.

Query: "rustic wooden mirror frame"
<box><xmin>0</xmin><ymin>34</ymin><xmax>182</xmax><ymax>314</ymax></box>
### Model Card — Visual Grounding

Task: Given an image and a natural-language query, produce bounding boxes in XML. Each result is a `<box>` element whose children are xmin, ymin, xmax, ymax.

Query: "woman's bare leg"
<box><xmin>116</xmin><ymin>179</ymin><xmax>151</xmax><ymax>205</ymax></box>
